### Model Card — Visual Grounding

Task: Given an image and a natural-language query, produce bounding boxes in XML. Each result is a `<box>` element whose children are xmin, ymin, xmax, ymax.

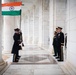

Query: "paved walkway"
<box><xmin>3</xmin><ymin>45</ymin><xmax>65</xmax><ymax>75</ymax></box>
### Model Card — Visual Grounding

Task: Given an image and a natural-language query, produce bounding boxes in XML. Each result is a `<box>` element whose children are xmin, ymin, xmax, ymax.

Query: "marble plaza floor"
<box><xmin>2</xmin><ymin>45</ymin><xmax>66</xmax><ymax>75</ymax></box>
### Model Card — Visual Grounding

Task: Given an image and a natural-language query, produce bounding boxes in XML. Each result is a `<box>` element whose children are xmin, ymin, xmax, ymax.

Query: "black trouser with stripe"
<box><xmin>57</xmin><ymin>46</ymin><xmax>63</xmax><ymax>61</ymax></box>
<box><xmin>13</xmin><ymin>51</ymin><xmax>19</xmax><ymax>62</ymax></box>
<box><xmin>53</xmin><ymin>45</ymin><xmax>57</xmax><ymax>56</ymax></box>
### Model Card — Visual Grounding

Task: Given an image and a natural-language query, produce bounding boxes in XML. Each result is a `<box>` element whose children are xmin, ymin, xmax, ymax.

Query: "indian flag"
<box><xmin>2</xmin><ymin>2</ymin><xmax>22</xmax><ymax>16</ymax></box>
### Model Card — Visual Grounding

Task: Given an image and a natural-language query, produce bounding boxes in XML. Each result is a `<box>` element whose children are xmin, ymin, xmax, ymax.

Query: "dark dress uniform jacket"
<box><xmin>53</xmin><ymin>36</ymin><xmax>58</xmax><ymax>46</ymax></box>
<box><xmin>57</xmin><ymin>32</ymin><xmax>64</xmax><ymax>46</ymax></box>
<box><xmin>11</xmin><ymin>33</ymin><xmax>20</xmax><ymax>54</ymax></box>
<box><xmin>53</xmin><ymin>36</ymin><xmax>58</xmax><ymax>56</ymax></box>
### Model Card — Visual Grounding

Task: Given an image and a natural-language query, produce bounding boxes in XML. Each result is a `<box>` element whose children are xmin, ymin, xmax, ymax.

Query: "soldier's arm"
<box><xmin>61</xmin><ymin>33</ymin><xmax>64</xmax><ymax>46</ymax></box>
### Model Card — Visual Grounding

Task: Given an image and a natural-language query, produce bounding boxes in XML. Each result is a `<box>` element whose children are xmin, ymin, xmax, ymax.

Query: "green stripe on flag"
<box><xmin>2</xmin><ymin>10</ymin><xmax>21</xmax><ymax>16</ymax></box>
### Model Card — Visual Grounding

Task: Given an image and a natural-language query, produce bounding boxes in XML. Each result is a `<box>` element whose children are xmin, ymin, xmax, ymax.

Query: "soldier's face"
<box><xmin>15</xmin><ymin>31</ymin><xmax>19</xmax><ymax>33</ymax></box>
<box><xmin>56</xmin><ymin>29</ymin><xmax>59</xmax><ymax>33</ymax></box>
<box><xmin>58</xmin><ymin>29</ymin><xmax>61</xmax><ymax>33</ymax></box>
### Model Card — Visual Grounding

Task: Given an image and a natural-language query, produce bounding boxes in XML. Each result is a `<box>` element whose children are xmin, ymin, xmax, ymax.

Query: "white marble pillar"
<box><xmin>3</xmin><ymin>16</ymin><xmax>16</xmax><ymax>53</ymax></box>
<box><xmin>38</xmin><ymin>0</ymin><xmax>43</xmax><ymax>46</ymax></box>
<box><xmin>27</xmin><ymin>11</ymin><xmax>30</xmax><ymax>45</ymax></box>
<box><xmin>21</xmin><ymin>10</ymin><xmax>30</xmax><ymax>45</ymax></box>
<box><xmin>34</xmin><ymin>3</ymin><xmax>39</xmax><ymax>45</ymax></box>
<box><xmin>29</xmin><ymin>9</ymin><xmax>34</xmax><ymax>44</ymax></box>
<box><xmin>0</xmin><ymin>0</ymin><xmax>5</xmax><ymax>65</ymax></box>
<box><xmin>42</xmin><ymin>0</ymin><xmax>49</xmax><ymax>49</ymax></box>
<box><xmin>33</xmin><ymin>6</ymin><xmax>35</xmax><ymax>45</ymax></box>
<box><xmin>49</xmin><ymin>0</ymin><xmax>54</xmax><ymax>51</ymax></box>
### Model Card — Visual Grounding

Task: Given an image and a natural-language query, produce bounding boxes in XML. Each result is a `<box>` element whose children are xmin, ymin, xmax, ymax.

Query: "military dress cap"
<box><xmin>56</xmin><ymin>28</ymin><xmax>58</xmax><ymax>29</ymax></box>
<box><xmin>14</xmin><ymin>28</ymin><xmax>20</xmax><ymax>31</ymax></box>
<box><xmin>58</xmin><ymin>27</ymin><xmax>62</xmax><ymax>29</ymax></box>
<box><xmin>56</xmin><ymin>28</ymin><xmax>58</xmax><ymax>30</ymax></box>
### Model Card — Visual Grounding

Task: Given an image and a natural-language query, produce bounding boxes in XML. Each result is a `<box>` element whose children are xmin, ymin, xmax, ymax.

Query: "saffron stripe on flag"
<box><xmin>2</xmin><ymin>2</ymin><xmax>22</xmax><ymax>7</ymax></box>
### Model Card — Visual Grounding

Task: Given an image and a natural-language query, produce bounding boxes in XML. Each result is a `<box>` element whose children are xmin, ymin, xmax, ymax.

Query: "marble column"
<box><xmin>0</xmin><ymin>0</ymin><xmax>5</xmax><ymax>65</ymax></box>
<box><xmin>26</xmin><ymin>11</ymin><xmax>30</xmax><ymax>45</ymax></box>
<box><xmin>38</xmin><ymin>0</ymin><xmax>43</xmax><ymax>46</ymax></box>
<box><xmin>33</xmin><ymin>6</ymin><xmax>35</xmax><ymax>45</ymax></box>
<box><xmin>29</xmin><ymin>9</ymin><xmax>34</xmax><ymax>44</ymax></box>
<box><xmin>34</xmin><ymin>3</ymin><xmax>39</xmax><ymax>45</ymax></box>
<box><xmin>42</xmin><ymin>0</ymin><xmax>49</xmax><ymax>49</ymax></box>
<box><xmin>21</xmin><ymin>10</ymin><xmax>30</xmax><ymax>45</ymax></box>
<box><xmin>49</xmin><ymin>0</ymin><xmax>54</xmax><ymax>52</ymax></box>
<box><xmin>2</xmin><ymin>0</ymin><xmax>18</xmax><ymax>54</ymax></box>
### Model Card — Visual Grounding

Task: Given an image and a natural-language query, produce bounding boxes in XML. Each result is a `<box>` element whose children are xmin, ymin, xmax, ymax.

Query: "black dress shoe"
<box><xmin>13</xmin><ymin>60</ymin><xmax>18</xmax><ymax>62</ymax></box>
<box><xmin>57</xmin><ymin>60</ymin><xmax>63</xmax><ymax>62</ymax></box>
<box><xmin>53</xmin><ymin>55</ymin><xmax>57</xmax><ymax>57</ymax></box>
<box><xmin>17</xmin><ymin>56</ymin><xmax>21</xmax><ymax>58</ymax></box>
<box><xmin>18</xmin><ymin>56</ymin><xmax>21</xmax><ymax>57</ymax></box>
<box><xmin>56</xmin><ymin>57</ymin><xmax>59</xmax><ymax>59</ymax></box>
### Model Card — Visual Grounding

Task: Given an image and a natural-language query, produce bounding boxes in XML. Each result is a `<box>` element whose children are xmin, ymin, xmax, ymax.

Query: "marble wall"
<box><xmin>53</xmin><ymin>0</ymin><xmax>66</xmax><ymax>32</ymax></box>
<box><xmin>67</xmin><ymin>0</ymin><xmax>76</xmax><ymax>67</ymax></box>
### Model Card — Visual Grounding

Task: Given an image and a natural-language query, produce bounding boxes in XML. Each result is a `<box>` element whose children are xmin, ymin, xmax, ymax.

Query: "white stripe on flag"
<box><xmin>2</xmin><ymin>6</ymin><xmax>21</xmax><ymax>11</ymax></box>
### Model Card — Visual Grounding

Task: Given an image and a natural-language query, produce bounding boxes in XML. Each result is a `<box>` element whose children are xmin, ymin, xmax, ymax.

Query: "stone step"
<box><xmin>0</xmin><ymin>62</ymin><xmax>7</xmax><ymax>75</ymax></box>
<box><xmin>58</xmin><ymin>61</ymin><xmax>76</xmax><ymax>75</ymax></box>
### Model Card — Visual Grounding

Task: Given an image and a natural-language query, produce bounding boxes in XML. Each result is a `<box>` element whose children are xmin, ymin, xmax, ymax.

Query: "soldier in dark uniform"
<box><xmin>11</xmin><ymin>28</ymin><xmax>21</xmax><ymax>62</ymax></box>
<box><xmin>53</xmin><ymin>31</ymin><xmax>58</xmax><ymax>57</ymax></box>
<box><xmin>56</xmin><ymin>27</ymin><xmax>64</xmax><ymax>61</ymax></box>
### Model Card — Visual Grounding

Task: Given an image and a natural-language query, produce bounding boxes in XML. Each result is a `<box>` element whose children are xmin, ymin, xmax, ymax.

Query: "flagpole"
<box><xmin>19</xmin><ymin>1</ymin><xmax>22</xmax><ymax>30</ymax></box>
<box><xmin>20</xmin><ymin>10</ymin><xmax>21</xmax><ymax>29</ymax></box>
<box><xmin>20</xmin><ymin>2</ymin><xmax>24</xmax><ymax>30</ymax></box>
